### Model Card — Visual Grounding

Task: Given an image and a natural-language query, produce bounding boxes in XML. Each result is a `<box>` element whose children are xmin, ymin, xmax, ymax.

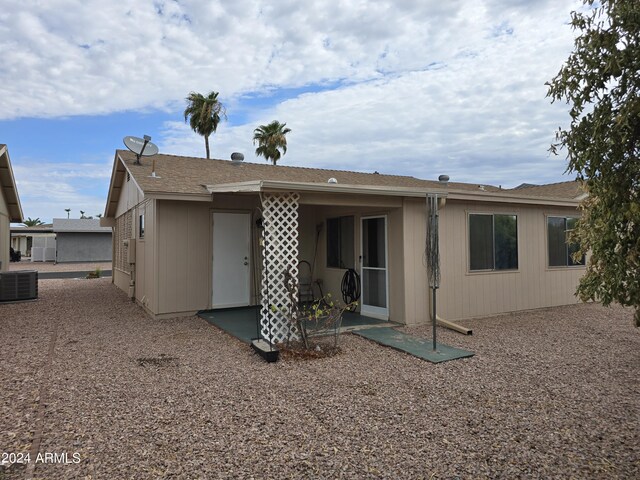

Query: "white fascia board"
<box><xmin>146</xmin><ymin>192</ymin><xmax>212</xmax><ymax>202</ymax></box>
<box><xmin>206</xmin><ymin>181</ymin><xmax>263</xmax><ymax>193</ymax></box>
<box><xmin>447</xmin><ymin>190</ymin><xmax>580</xmax><ymax>207</ymax></box>
<box><xmin>206</xmin><ymin>180</ymin><xmax>448</xmax><ymax>198</ymax></box>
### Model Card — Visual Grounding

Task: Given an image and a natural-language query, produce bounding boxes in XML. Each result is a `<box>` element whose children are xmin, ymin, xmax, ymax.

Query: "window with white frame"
<box><xmin>326</xmin><ymin>216</ymin><xmax>354</xmax><ymax>269</ymax></box>
<box><xmin>547</xmin><ymin>216</ymin><xmax>585</xmax><ymax>267</ymax></box>
<box><xmin>469</xmin><ymin>213</ymin><xmax>518</xmax><ymax>271</ymax></box>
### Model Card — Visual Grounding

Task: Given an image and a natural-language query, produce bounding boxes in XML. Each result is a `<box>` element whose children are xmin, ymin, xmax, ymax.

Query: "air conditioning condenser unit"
<box><xmin>0</xmin><ymin>271</ymin><xmax>38</xmax><ymax>302</ymax></box>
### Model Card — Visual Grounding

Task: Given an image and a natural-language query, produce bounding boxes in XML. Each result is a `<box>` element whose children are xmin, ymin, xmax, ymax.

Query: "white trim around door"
<box><xmin>212</xmin><ymin>212</ymin><xmax>251</xmax><ymax>308</ymax></box>
<box><xmin>360</xmin><ymin>215</ymin><xmax>389</xmax><ymax>320</ymax></box>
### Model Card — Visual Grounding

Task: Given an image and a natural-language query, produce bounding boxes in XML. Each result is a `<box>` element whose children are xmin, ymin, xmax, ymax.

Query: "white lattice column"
<box><xmin>260</xmin><ymin>192</ymin><xmax>300</xmax><ymax>344</ymax></box>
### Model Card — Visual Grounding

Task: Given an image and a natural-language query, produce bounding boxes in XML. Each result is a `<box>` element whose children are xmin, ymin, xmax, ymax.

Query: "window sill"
<box><xmin>546</xmin><ymin>265</ymin><xmax>586</xmax><ymax>271</ymax></box>
<box><xmin>466</xmin><ymin>269</ymin><xmax>520</xmax><ymax>276</ymax></box>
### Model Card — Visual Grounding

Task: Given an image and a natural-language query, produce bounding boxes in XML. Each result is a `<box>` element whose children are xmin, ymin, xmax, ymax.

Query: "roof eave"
<box><xmin>104</xmin><ymin>152</ymin><xmax>125</xmax><ymax>218</ymax></box>
<box><xmin>104</xmin><ymin>152</ymin><xmax>145</xmax><ymax>218</ymax></box>
<box><xmin>145</xmin><ymin>191</ymin><xmax>212</xmax><ymax>202</ymax></box>
<box><xmin>447</xmin><ymin>190</ymin><xmax>581</xmax><ymax>207</ymax></box>
<box><xmin>0</xmin><ymin>145</ymin><xmax>24</xmax><ymax>222</ymax></box>
<box><xmin>206</xmin><ymin>180</ymin><xmax>448</xmax><ymax>198</ymax></box>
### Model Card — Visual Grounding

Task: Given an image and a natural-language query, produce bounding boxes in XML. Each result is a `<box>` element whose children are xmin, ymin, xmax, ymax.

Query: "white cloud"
<box><xmin>11</xmin><ymin>158</ymin><xmax>113</xmax><ymax>223</ymax></box>
<box><xmin>2</xmin><ymin>0</ymin><xmax>583</xmax><ymax>188</ymax></box>
<box><xmin>156</xmin><ymin>0</ymin><xmax>580</xmax><ymax>187</ymax></box>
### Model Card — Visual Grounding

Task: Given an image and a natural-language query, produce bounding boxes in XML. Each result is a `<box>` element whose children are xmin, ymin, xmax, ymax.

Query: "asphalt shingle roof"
<box><xmin>117</xmin><ymin>150</ymin><xmax>580</xmax><ymax>201</ymax></box>
<box><xmin>508</xmin><ymin>181</ymin><xmax>583</xmax><ymax>199</ymax></box>
<box><xmin>118</xmin><ymin>150</ymin><xmax>504</xmax><ymax>195</ymax></box>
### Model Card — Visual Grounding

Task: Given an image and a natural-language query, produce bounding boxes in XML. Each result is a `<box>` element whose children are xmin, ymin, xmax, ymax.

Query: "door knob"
<box><xmin>243</xmin><ymin>261</ymin><xmax>248</xmax><ymax>265</ymax></box>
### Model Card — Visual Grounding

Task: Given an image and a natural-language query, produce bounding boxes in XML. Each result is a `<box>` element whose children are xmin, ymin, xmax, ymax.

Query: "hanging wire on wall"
<box><xmin>426</xmin><ymin>194</ymin><xmax>441</xmax><ymax>289</ymax></box>
<box><xmin>426</xmin><ymin>194</ymin><xmax>440</xmax><ymax>351</ymax></box>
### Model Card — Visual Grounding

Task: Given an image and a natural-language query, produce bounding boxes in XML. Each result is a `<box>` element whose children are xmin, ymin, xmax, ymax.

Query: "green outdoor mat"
<box><xmin>354</xmin><ymin>327</ymin><xmax>474</xmax><ymax>363</ymax></box>
<box><xmin>199</xmin><ymin>307</ymin><xmax>260</xmax><ymax>344</ymax></box>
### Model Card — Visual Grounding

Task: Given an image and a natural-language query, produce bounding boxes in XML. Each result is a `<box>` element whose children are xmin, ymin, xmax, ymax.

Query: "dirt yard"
<box><xmin>1</xmin><ymin>279</ymin><xmax>638</xmax><ymax>479</ymax></box>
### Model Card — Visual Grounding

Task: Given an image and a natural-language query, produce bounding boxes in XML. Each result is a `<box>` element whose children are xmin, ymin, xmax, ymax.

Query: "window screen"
<box><xmin>495</xmin><ymin>215</ymin><xmax>518</xmax><ymax>270</ymax></box>
<box><xmin>469</xmin><ymin>214</ymin><xmax>493</xmax><ymax>270</ymax></box>
<box><xmin>327</xmin><ymin>216</ymin><xmax>354</xmax><ymax>269</ymax></box>
<box><xmin>548</xmin><ymin>217</ymin><xmax>585</xmax><ymax>267</ymax></box>
<box><xmin>469</xmin><ymin>214</ymin><xmax>518</xmax><ymax>271</ymax></box>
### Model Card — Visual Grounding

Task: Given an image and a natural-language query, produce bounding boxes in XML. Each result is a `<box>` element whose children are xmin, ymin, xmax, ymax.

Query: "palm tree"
<box><xmin>80</xmin><ymin>210</ymin><xmax>86</xmax><ymax>219</ymax></box>
<box><xmin>184</xmin><ymin>91</ymin><xmax>226</xmax><ymax>159</ymax></box>
<box><xmin>65</xmin><ymin>208</ymin><xmax>71</xmax><ymax>219</ymax></box>
<box><xmin>253</xmin><ymin>121</ymin><xmax>291</xmax><ymax>165</ymax></box>
<box><xmin>22</xmin><ymin>217</ymin><xmax>44</xmax><ymax>227</ymax></box>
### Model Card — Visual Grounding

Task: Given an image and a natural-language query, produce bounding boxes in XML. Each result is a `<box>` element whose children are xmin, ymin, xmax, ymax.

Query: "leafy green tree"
<box><xmin>184</xmin><ymin>91</ymin><xmax>226</xmax><ymax>159</ymax></box>
<box><xmin>22</xmin><ymin>217</ymin><xmax>44</xmax><ymax>227</ymax></box>
<box><xmin>547</xmin><ymin>0</ymin><xmax>640</xmax><ymax>326</ymax></box>
<box><xmin>253</xmin><ymin>120</ymin><xmax>291</xmax><ymax>165</ymax></box>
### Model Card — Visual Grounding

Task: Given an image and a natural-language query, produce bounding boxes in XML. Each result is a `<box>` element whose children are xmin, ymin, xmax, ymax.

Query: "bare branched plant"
<box><xmin>280</xmin><ymin>267</ymin><xmax>356</xmax><ymax>351</ymax></box>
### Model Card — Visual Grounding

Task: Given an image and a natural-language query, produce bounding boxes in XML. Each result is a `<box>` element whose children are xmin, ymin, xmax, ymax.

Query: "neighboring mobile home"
<box><xmin>52</xmin><ymin>219</ymin><xmax>112</xmax><ymax>263</ymax></box>
<box><xmin>10</xmin><ymin>224</ymin><xmax>54</xmax><ymax>258</ymax></box>
<box><xmin>104</xmin><ymin>150</ymin><xmax>585</xmax><ymax>342</ymax></box>
<box><xmin>0</xmin><ymin>145</ymin><xmax>24</xmax><ymax>271</ymax></box>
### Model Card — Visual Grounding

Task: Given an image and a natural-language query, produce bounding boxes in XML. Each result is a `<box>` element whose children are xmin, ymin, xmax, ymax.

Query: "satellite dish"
<box><xmin>123</xmin><ymin>135</ymin><xmax>159</xmax><ymax>164</ymax></box>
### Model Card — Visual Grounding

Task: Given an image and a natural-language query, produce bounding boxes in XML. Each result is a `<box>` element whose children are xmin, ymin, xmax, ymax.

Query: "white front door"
<box><xmin>212</xmin><ymin>212</ymin><xmax>251</xmax><ymax>308</ymax></box>
<box><xmin>360</xmin><ymin>216</ymin><xmax>389</xmax><ymax>320</ymax></box>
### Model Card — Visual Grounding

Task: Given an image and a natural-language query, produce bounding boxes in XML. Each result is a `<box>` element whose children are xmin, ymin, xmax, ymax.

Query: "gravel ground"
<box><xmin>1</xmin><ymin>279</ymin><xmax>638</xmax><ymax>479</ymax></box>
<box><xmin>8</xmin><ymin>261</ymin><xmax>111</xmax><ymax>273</ymax></box>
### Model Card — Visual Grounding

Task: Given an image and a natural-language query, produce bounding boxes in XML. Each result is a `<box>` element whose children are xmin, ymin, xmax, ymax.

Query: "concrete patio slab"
<box><xmin>198</xmin><ymin>306</ymin><xmax>393</xmax><ymax>343</ymax></box>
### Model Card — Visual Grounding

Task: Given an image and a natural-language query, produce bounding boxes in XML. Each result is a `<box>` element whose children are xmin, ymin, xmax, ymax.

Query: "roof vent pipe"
<box><xmin>231</xmin><ymin>152</ymin><xmax>244</xmax><ymax>164</ymax></box>
<box><xmin>438</xmin><ymin>174</ymin><xmax>449</xmax><ymax>185</ymax></box>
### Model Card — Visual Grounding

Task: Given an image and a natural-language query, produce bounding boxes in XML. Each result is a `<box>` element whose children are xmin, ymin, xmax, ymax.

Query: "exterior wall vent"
<box><xmin>0</xmin><ymin>271</ymin><xmax>38</xmax><ymax>302</ymax></box>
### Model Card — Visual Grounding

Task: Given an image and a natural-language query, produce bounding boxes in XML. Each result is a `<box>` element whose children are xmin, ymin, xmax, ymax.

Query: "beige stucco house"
<box><xmin>104</xmin><ymin>149</ymin><xmax>585</xmax><ymax>340</ymax></box>
<box><xmin>0</xmin><ymin>145</ymin><xmax>24</xmax><ymax>271</ymax></box>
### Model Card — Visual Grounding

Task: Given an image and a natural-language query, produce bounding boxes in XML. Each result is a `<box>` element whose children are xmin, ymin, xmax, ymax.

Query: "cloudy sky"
<box><xmin>1</xmin><ymin>0</ymin><xmax>584</xmax><ymax>223</ymax></box>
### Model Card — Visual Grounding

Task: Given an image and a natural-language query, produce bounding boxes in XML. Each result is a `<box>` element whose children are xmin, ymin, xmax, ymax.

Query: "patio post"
<box><xmin>259</xmin><ymin>192</ymin><xmax>300</xmax><ymax>345</ymax></box>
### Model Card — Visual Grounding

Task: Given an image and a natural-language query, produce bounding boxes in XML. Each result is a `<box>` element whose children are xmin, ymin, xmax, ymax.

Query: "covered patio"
<box><xmin>205</xmin><ymin>181</ymin><xmax>438</xmax><ymax>345</ymax></box>
<box><xmin>198</xmin><ymin>306</ymin><xmax>392</xmax><ymax>344</ymax></box>
<box><xmin>198</xmin><ymin>306</ymin><xmax>474</xmax><ymax>363</ymax></box>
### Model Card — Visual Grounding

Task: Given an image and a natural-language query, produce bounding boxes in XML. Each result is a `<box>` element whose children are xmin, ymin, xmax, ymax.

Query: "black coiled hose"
<box><xmin>341</xmin><ymin>268</ymin><xmax>361</xmax><ymax>310</ymax></box>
